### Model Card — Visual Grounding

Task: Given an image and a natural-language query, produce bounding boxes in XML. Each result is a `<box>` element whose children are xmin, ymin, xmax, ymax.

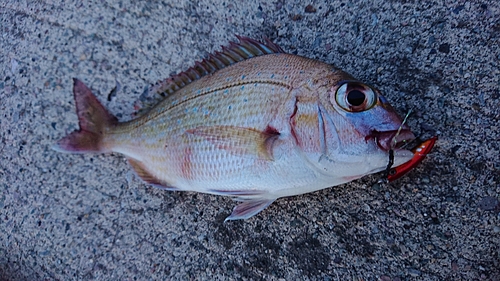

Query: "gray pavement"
<box><xmin>1</xmin><ymin>0</ymin><xmax>499</xmax><ymax>280</ymax></box>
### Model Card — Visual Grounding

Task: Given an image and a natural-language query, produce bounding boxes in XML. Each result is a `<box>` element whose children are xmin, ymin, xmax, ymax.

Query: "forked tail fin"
<box><xmin>52</xmin><ymin>78</ymin><xmax>118</xmax><ymax>153</ymax></box>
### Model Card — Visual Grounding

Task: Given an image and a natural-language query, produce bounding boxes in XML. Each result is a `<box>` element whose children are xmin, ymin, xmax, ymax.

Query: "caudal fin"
<box><xmin>52</xmin><ymin>78</ymin><xmax>118</xmax><ymax>154</ymax></box>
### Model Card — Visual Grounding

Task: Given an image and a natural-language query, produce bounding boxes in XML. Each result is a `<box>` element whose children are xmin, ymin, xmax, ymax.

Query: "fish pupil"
<box><xmin>347</xmin><ymin>90</ymin><xmax>365</xmax><ymax>106</ymax></box>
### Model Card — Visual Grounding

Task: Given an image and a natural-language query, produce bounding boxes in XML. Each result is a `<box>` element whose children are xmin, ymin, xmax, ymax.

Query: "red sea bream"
<box><xmin>53</xmin><ymin>37</ymin><xmax>416</xmax><ymax>221</ymax></box>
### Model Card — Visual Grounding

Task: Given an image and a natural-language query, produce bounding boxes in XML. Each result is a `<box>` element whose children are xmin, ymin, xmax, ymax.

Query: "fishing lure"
<box><xmin>387</xmin><ymin>136</ymin><xmax>438</xmax><ymax>182</ymax></box>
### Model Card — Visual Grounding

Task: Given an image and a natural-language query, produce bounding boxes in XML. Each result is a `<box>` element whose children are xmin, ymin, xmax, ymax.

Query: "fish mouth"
<box><xmin>367</xmin><ymin>129</ymin><xmax>416</xmax><ymax>151</ymax></box>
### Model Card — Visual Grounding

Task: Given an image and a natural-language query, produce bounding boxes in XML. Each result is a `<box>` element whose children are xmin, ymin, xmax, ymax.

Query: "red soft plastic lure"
<box><xmin>387</xmin><ymin>136</ymin><xmax>438</xmax><ymax>182</ymax></box>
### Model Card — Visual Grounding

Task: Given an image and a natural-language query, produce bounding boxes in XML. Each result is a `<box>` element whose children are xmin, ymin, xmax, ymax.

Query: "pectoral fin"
<box><xmin>187</xmin><ymin>125</ymin><xmax>280</xmax><ymax>160</ymax></box>
<box><xmin>225</xmin><ymin>199</ymin><xmax>275</xmax><ymax>221</ymax></box>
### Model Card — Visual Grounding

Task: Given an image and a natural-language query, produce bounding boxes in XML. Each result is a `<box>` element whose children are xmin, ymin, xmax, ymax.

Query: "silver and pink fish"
<box><xmin>53</xmin><ymin>36</ymin><xmax>416</xmax><ymax>221</ymax></box>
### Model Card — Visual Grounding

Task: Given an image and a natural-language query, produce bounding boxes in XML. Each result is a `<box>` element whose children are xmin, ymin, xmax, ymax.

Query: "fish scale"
<box><xmin>54</xmin><ymin>37</ymin><xmax>417</xmax><ymax>221</ymax></box>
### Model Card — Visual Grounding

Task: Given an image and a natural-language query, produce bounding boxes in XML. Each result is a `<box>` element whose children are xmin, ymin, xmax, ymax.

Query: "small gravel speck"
<box><xmin>478</xmin><ymin>196</ymin><xmax>499</xmax><ymax>211</ymax></box>
<box><xmin>408</xmin><ymin>268</ymin><xmax>421</xmax><ymax>277</ymax></box>
<box><xmin>438</xmin><ymin>43</ymin><xmax>450</xmax><ymax>53</ymax></box>
<box><xmin>421</xmin><ymin>176</ymin><xmax>430</xmax><ymax>184</ymax></box>
<box><xmin>305</xmin><ymin>5</ymin><xmax>316</xmax><ymax>13</ymax></box>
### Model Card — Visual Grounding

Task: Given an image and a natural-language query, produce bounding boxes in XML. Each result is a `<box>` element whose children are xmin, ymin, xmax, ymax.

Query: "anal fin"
<box><xmin>128</xmin><ymin>158</ymin><xmax>178</xmax><ymax>191</ymax></box>
<box><xmin>225</xmin><ymin>199</ymin><xmax>275</xmax><ymax>222</ymax></box>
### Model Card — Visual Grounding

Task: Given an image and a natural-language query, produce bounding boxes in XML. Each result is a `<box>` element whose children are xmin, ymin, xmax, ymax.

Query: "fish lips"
<box><xmin>368</xmin><ymin>129</ymin><xmax>416</xmax><ymax>151</ymax></box>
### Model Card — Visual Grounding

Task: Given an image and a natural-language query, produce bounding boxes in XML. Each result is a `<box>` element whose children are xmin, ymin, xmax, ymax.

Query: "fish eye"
<box><xmin>335</xmin><ymin>82</ymin><xmax>377</xmax><ymax>112</ymax></box>
<box><xmin>347</xmin><ymin>90</ymin><xmax>365</xmax><ymax>106</ymax></box>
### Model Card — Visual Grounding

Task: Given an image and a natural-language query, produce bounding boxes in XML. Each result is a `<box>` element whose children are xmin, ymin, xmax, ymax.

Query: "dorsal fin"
<box><xmin>133</xmin><ymin>36</ymin><xmax>285</xmax><ymax>115</ymax></box>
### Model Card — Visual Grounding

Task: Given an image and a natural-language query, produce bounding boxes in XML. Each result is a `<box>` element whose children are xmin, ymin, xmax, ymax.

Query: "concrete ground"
<box><xmin>1</xmin><ymin>0</ymin><xmax>499</xmax><ymax>280</ymax></box>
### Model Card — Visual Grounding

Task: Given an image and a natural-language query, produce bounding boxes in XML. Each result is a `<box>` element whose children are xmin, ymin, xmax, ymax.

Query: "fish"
<box><xmin>53</xmin><ymin>36</ymin><xmax>416</xmax><ymax>221</ymax></box>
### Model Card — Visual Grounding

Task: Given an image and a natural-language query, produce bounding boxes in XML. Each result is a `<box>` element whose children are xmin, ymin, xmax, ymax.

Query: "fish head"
<box><xmin>310</xmin><ymin>79</ymin><xmax>415</xmax><ymax>181</ymax></box>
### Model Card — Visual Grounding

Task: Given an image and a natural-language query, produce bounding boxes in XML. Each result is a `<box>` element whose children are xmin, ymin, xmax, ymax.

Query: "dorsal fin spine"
<box><xmin>209</xmin><ymin>54</ymin><xmax>225</xmax><ymax>68</ymax></box>
<box><xmin>194</xmin><ymin>62</ymin><xmax>208</xmax><ymax>76</ymax></box>
<box><xmin>222</xmin><ymin>46</ymin><xmax>244</xmax><ymax>61</ymax></box>
<box><xmin>229</xmin><ymin>42</ymin><xmax>249</xmax><ymax>58</ymax></box>
<box><xmin>179</xmin><ymin>72</ymin><xmax>191</xmax><ymax>85</ymax></box>
<box><xmin>217</xmin><ymin>51</ymin><xmax>236</xmax><ymax>65</ymax></box>
<box><xmin>204</xmin><ymin>60</ymin><xmax>218</xmax><ymax>72</ymax></box>
<box><xmin>238</xmin><ymin>45</ymin><xmax>253</xmax><ymax>57</ymax></box>
<box><xmin>244</xmin><ymin>44</ymin><xmax>264</xmax><ymax>56</ymax></box>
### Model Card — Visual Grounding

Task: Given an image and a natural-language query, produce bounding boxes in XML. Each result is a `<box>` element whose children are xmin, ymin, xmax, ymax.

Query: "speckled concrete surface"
<box><xmin>1</xmin><ymin>1</ymin><xmax>499</xmax><ymax>280</ymax></box>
